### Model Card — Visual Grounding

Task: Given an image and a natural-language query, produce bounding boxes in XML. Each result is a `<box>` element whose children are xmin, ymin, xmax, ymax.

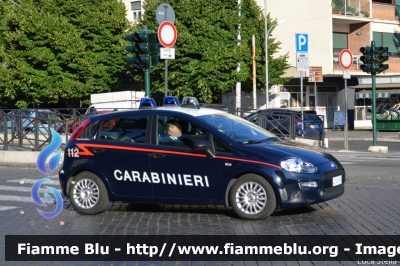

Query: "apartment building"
<box><xmin>122</xmin><ymin>0</ymin><xmax>400</xmax><ymax>128</ymax></box>
<box><xmin>252</xmin><ymin>0</ymin><xmax>400</xmax><ymax>129</ymax></box>
<box><xmin>121</xmin><ymin>0</ymin><xmax>142</xmax><ymax>22</ymax></box>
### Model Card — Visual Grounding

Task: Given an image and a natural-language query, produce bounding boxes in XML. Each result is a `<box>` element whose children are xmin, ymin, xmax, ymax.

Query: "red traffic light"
<box><xmin>359</xmin><ymin>46</ymin><xmax>370</xmax><ymax>55</ymax></box>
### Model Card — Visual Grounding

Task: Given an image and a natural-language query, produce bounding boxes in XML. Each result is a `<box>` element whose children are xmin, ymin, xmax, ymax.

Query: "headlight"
<box><xmin>280</xmin><ymin>158</ymin><xmax>317</xmax><ymax>173</ymax></box>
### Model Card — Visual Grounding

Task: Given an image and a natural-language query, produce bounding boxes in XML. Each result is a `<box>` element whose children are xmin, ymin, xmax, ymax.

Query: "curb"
<box><xmin>328</xmin><ymin>137</ymin><xmax>400</xmax><ymax>142</ymax></box>
<box><xmin>0</xmin><ymin>163</ymin><xmax>37</xmax><ymax>169</ymax></box>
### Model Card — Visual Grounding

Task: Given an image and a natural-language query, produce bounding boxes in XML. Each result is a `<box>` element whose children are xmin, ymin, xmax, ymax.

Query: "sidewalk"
<box><xmin>325</xmin><ymin>129</ymin><xmax>400</xmax><ymax>142</ymax></box>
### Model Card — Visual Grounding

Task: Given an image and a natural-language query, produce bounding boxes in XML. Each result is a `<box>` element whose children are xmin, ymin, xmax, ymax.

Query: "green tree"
<box><xmin>138</xmin><ymin>0</ymin><xmax>290</xmax><ymax>102</ymax></box>
<box><xmin>0</xmin><ymin>0</ymin><xmax>129</xmax><ymax>108</ymax></box>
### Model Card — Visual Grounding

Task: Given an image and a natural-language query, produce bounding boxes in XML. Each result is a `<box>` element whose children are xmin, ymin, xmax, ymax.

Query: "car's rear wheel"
<box><xmin>230</xmin><ymin>174</ymin><xmax>276</xmax><ymax>220</ymax></box>
<box><xmin>69</xmin><ymin>171</ymin><xmax>109</xmax><ymax>215</ymax></box>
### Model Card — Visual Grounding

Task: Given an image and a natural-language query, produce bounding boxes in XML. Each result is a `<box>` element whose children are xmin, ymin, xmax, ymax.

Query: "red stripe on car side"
<box><xmin>75</xmin><ymin>143</ymin><xmax>206</xmax><ymax>157</ymax></box>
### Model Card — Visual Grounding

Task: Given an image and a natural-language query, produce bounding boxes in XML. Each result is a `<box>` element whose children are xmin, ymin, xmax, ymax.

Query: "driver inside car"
<box><xmin>159</xmin><ymin>119</ymin><xmax>186</xmax><ymax>147</ymax></box>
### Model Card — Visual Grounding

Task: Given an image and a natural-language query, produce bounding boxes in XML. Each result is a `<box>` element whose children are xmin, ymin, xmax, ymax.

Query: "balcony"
<box><xmin>332</xmin><ymin>0</ymin><xmax>370</xmax><ymax>18</ymax></box>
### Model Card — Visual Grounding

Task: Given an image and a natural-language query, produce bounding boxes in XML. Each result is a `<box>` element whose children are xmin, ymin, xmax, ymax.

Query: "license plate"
<box><xmin>332</xmin><ymin>175</ymin><xmax>342</xmax><ymax>186</ymax></box>
<box><xmin>309</xmin><ymin>124</ymin><xmax>320</xmax><ymax>129</ymax></box>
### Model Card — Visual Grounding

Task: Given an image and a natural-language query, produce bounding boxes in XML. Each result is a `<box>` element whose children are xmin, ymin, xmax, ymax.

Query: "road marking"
<box><xmin>0</xmin><ymin>185</ymin><xmax>60</xmax><ymax>192</ymax></box>
<box><xmin>7</xmin><ymin>176</ymin><xmax>59</xmax><ymax>184</ymax></box>
<box><xmin>0</xmin><ymin>206</ymin><xmax>19</xmax><ymax>211</ymax></box>
<box><xmin>0</xmin><ymin>195</ymin><xmax>33</xmax><ymax>202</ymax></box>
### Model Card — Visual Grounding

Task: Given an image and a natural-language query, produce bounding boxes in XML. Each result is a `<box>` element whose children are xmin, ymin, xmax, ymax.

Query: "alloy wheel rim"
<box><xmin>235</xmin><ymin>181</ymin><xmax>267</xmax><ymax>215</ymax></box>
<box><xmin>73</xmin><ymin>178</ymin><xmax>100</xmax><ymax>209</ymax></box>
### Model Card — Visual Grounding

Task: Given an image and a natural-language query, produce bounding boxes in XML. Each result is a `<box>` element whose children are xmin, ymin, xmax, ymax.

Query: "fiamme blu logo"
<box><xmin>31</xmin><ymin>129</ymin><xmax>63</xmax><ymax>219</ymax></box>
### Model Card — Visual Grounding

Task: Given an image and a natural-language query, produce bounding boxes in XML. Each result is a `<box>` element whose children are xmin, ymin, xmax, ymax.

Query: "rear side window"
<box><xmin>98</xmin><ymin>115</ymin><xmax>148</xmax><ymax>143</ymax></box>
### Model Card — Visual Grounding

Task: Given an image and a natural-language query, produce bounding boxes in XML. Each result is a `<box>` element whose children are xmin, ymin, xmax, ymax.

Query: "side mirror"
<box><xmin>194</xmin><ymin>140</ymin><xmax>215</xmax><ymax>159</ymax></box>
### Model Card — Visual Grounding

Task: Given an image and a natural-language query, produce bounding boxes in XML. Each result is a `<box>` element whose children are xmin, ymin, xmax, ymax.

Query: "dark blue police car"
<box><xmin>59</xmin><ymin>97</ymin><xmax>345</xmax><ymax>220</ymax></box>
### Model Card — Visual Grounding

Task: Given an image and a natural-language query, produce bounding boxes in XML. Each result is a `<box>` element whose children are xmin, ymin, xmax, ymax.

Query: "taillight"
<box><xmin>69</xmin><ymin>118</ymin><xmax>90</xmax><ymax>141</ymax></box>
<box><xmin>295</xmin><ymin>118</ymin><xmax>302</xmax><ymax>125</ymax></box>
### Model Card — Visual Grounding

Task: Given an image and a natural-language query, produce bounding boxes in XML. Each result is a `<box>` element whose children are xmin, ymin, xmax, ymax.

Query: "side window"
<box><xmin>98</xmin><ymin>115</ymin><xmax>148</xmax><ymax>143</ymax></box>
<box><xmin>213</xmin><ymin>137</ymin><xmax>231</xmax><ymax>153</ymax></box>
<box><xmin>157</xmin><ymin>115</ymin><xmax>209</xmax><ymax>149</ymax></box>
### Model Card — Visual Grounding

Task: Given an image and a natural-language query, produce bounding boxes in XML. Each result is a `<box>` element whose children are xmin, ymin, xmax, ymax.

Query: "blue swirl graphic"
<box><xmin>33</xmin><ymin>129</ymin><xmax>64</xmax><ymax>219</ymax></box>
<box><xmin>31</xmin><ymin>178</ymin><xmax>63</xmax><ymax>219</ymax></box>
<box><xmin>36</xmin><ymin>129</ymin><xmax>62</xmax><ymax>175</ymax></box>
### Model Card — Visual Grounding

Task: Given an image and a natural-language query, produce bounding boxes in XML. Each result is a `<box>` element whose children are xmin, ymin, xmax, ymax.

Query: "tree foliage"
<box><xmin>138</xmin><ymin>0</ymin><xmax>290</xmax><ymax>102</ymax></box>
<box><xmin>0</xmin><ymin>0</ymin><xmax>129</xmax><ymax>108</ymax></box>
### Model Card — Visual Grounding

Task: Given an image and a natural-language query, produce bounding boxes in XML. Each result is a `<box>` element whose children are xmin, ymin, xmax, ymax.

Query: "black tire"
<box><xmin>69</xmin><ymin>171</ymin><xmax>109</xmax><ymax>215</ymax></box>
<box><xmin>229</xmin><ymin>174</ymin><xmax>276</xmax><ymax>220</ymax></box>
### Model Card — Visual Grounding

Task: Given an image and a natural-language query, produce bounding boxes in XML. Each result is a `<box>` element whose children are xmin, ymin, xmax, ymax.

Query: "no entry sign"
<box><xmin>158</xmin><ymin>21</ymin><xmax>177</xmax><ymax>48</ymax></box>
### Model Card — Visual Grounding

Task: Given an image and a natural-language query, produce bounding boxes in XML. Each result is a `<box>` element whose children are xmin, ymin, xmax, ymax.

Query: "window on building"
<box><xmin>280</xmin><ymin>87</ymin><xmax>306</xmax><ymax>108</ymax></box>
<box><xmin>333</xmin><ymin>32</ymin><xmax>348</xmax><ymax>55</ymax></box>
<box><xmin>131</xmin><ymin>1</ymin><xmax>141</xmax><ymax>21</ymax></box>
<box><xmin>372</xmin><ymin>0</ymin><xmax>393</xmax><ymax>4</ymax></box>
<box><xmin>373</xmin><ymin>32</ymin><xmax>398</xmax><ymax>55</ymax></box>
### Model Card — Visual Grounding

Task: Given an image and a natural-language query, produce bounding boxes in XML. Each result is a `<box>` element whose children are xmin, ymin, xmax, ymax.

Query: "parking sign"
<box><xmin>295</xmin><ymin>33</ymin><xmax>308</xmax><ymax>52</ymax></box>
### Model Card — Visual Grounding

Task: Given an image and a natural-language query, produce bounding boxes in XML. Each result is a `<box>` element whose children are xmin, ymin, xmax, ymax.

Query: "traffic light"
<box><xmin>125</xmin><ymin>30</ymin><xmax>150</xmax><ymax>68</ymax></box>
<box><xmin>149</xmin><ymin>32</ymin><xmax>161</xmax><ymax>67</ymax></box>
<box><xmin>359</xmin><ymin>46</ymin><xmax>372</xmax><ymax>73</ymax></box>
<box><xmin>372</xmin><ymin>46</ymin><xmax>389</xmax><ymax>73</ymax></box>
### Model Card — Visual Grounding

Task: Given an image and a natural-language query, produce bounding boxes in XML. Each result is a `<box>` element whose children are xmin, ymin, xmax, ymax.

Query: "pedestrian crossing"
<box><xmin>331</xmin><ymin>152</ymin><xmax>400</xmax><ymax>165</ymax></box>
<box><xmin>0</xmin><ymin>175</ymin><xmax>61</xmax><ymax>212</ymax></box>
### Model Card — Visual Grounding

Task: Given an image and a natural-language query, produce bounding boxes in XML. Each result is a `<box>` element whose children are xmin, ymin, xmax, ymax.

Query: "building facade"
<box><xmin>251</xmin><ymin>0</ymin><xmax>400</xmax><ymax>129</ymax></box>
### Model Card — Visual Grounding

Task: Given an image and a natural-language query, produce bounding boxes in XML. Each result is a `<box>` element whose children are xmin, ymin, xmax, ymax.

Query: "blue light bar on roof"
<box><xmin>139</xmin><ymin>98</ymin><xmax>157</xmax><ymax>109</ymax></box>
<box><xmin>181</xmin><ymin>97</ymin><xmax>200</xmax><ymax>109</ymax></box>
<box><xmin>163</xmin><ymin>96</ymin><xmax>180</xmax><ymax>106</ymax></box>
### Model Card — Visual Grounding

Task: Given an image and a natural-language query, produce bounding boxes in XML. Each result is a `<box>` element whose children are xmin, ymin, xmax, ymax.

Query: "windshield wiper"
<box><xmin>237</xmin><ymin>138</ymin><xmax>272</xmax><ymax>144</ymax></box>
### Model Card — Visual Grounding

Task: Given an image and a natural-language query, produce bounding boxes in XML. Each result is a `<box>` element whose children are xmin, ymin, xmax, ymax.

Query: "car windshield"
<box><xmin>197</xmin><ymin>113</ymin><xmax>277</xmax><ymax>143</ymax></box>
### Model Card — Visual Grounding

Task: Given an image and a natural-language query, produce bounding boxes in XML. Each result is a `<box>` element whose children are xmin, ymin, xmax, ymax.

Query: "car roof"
<box><xmin>109</xmin><ymin>106</ymin><xmax>226</xmax><ymax>117</ymax></box>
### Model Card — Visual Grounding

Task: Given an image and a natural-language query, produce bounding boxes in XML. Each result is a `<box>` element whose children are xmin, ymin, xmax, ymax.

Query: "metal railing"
<box><xmin>0</xmin><ymin>109</ymin><xmax>88</xmax><ymax>151</ymax></box>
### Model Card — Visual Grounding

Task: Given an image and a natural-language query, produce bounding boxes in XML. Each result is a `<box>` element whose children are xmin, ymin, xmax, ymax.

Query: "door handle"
<box><xmin>92</xmin><ymin>149</ymin><xmax>105</xmax><ymax>153</ymax></box>
<box><xmin>151</xmin><ymin>153</ymin><xmax>165</xmax><ymax>159</ymax></box>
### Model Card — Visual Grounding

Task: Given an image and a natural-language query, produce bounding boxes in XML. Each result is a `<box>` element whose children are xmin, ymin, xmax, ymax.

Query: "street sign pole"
<box><xmin>339</xmin><ymin>49</ymin><xmax>353</xmax><ymax>150</ymax></box>
<box><xmin>164</xmin><ymin>6</ymin><xmax>168</xmax><ymax>96</ymax></box>
<box><xmin>156</xmin><ymin>3</ymin><xmax>176</xmax><ymax>97</ymax></box>
<box><xmin>296</xmin><ymin>34</ymin><xmax>308</xmax><ymax>136</ymax></box>
<box><xmin>300</xmin><ymin>71</ymin><xmax>304</xmax><ymax>133</ymax></box>
<box><xmin>344</xmin><ymin>77</ymin><xmax>348</xmax><ymax>150</ymax></box>
<box><xmin>314</xmin><ymin>82</ymin><xmax>317</xmax><ymax>110</ymax></box>
<box><xmin>165</xmin><ymin>58</ymin><xmax>168</xmax><ymax>97</ymax></box>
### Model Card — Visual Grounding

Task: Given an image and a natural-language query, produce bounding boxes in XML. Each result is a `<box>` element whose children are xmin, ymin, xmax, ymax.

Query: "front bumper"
<box><xmin>275</xmin><ymin>164</ymin><xmax>345</xmax><ymax>209</ymax></box>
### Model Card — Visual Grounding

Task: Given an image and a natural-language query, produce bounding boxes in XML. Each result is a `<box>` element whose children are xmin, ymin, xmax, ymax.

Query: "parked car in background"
<box><xmin>245</xmin><ymin>108</ymin><xmax>324</xmax><ymax>140</ymax></box>
<box><xmin>6</xmin><ymin>109</ymin><xmax>57</xmax><ymax>134</ymax></box>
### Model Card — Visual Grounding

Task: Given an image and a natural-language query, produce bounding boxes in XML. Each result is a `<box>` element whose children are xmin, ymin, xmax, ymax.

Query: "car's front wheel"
<box><xmin>229</xmin><ymin>174</ymin><xmax>276</xmax><ymax>220</ymax></box>
<box><xmin>69</xmin><ymin>171</ymin><xmax>109</xmax><ymax>215</ymax></box>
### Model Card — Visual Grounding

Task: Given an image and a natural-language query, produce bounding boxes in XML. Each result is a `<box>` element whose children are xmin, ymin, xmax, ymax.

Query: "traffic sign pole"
<box><xmin>158</xmin><ymin>21</ymin><xmax>177</xmax><ymax>97</ymax></box>
<box><xmin>295</xmin><ymin>33</ymin><xmax>308</xmax><ymax>135</ymax></box>
<box><xmin>339</xmin><ymin>49</ymin><xmax>353</xmax><ymax>150</ymax></box>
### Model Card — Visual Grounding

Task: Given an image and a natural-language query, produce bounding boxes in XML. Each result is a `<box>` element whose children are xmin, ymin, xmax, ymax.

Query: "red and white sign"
<box><xmin>339</xmin><ymin>49</ymin><xmax>353</xmax><ymax>70</ymax></box>
<box><xmin>158</xmin><ymin>21</ymin><xmax>177</xmax><ymax>48</ymax></box>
